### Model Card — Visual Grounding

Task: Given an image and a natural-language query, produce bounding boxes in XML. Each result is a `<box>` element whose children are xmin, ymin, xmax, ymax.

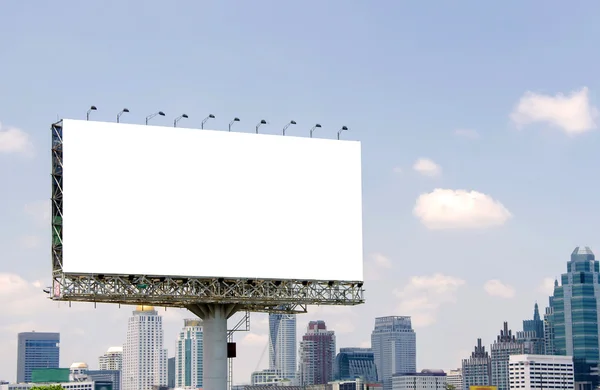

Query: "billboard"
<box><xmin>60</xmin><ymin>119</ymin><xmax>363</xmax><ymax>281</ymax></box>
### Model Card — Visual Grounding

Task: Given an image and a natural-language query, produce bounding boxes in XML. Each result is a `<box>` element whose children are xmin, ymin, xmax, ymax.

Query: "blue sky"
<box><xmin>2</xmin><ymin>0</ymin><xmax>600</xmax><ymax>384</ymax></box>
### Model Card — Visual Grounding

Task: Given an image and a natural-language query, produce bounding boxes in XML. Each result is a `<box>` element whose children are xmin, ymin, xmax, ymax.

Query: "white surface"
<box><xmin>61</xmin><ymin>119</ymin><xmax>363</xmax><ymax>281</ymax></box>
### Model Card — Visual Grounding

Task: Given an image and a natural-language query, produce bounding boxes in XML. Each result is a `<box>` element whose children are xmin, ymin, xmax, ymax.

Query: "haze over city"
<box><xmin>2</xmin><ymin>0</ymin><xmax>600</xmax><ymax>386</ymax></box>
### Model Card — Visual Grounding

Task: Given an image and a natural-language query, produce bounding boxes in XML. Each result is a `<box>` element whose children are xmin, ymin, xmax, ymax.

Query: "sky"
<box><xmin>2</xmin><ymin>0</ymin><xmax>600</xmax><ymax>385</ymax></box>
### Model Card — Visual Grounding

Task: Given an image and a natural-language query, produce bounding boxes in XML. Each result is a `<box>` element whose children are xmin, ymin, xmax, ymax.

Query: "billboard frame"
<box><xmin>50</xmin><ymin>120</ymin><xmax>364</xmax><ymax>314</ymax></box>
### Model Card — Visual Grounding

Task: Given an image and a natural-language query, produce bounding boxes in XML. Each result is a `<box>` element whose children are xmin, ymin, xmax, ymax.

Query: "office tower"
<box><xmin>461</xmin><ymin>339</ymin><xmax>491</xmax><ymax>390</ymax></box>
<box><xmin>298</xmin><ymin>321</ymin><xmax>336</xmax><ymax>385</ymax></box>
<box><xmin>334</xmin><ymin>348</ymin><xmax>377</xmax><ymax>382</ymax></box>
<box><xmin>268</xmin><ymin>313</ymin><xmax>296</xmax><ymax>380</ymax></box>
<box><xmin>547</xmin><ymin>247</ymin><xmax>600</xmax><ymax>387</ymax></box>
<box><xmin>167</xmin><ymin>358</ymin><xmax>175</xmax><ymax>389</ymax></box>
<box><xmin>175</xmin><ymin>319</ymin><xmax>203</xmax><ymax>389</ymax></box>
<box><xmin>516</xmin><ymin>303</ymin><xmax>545</xmax><ymax>355</ymax></box>
<box><xmin>122</xmin><ymin>306</ymin><xmax>168</xmax><ymax>390</ymax></box>
<box><xmin>371</xmin><ymin>316</ymin><xmax>416</xmax><ymax>390</ymax></box>
<box><xmin>392</xmin><ymin>370</ymin><xmax>447</xmax><ymax>390</ymax></box>
<box><xmin>446</xmin><ymin>369</ymin><xmax>462</xmax><ymax>390</ymax></box>
<box><xmin>544</xmin><ymin>293</ymin><xmax>557</xmax><ymax>355</ymax></box>
<box><xmin>490</xmin><ymin>322</ymin><xmax>524</xmax><ymax>390</ymax></box>
<box><xmin>16</xmin><ymin>332</ymin><xmax>60</xmax><ymax>383</ymax></box>
<box><xmin>99</xmin><ymin>347</ymin><xmax>123</xmax><ymax>371</ymax></box>
<box><xmin>508</xmin><ymin>354</ymin><xmax>574</xmax><ymax>390</ymax></box>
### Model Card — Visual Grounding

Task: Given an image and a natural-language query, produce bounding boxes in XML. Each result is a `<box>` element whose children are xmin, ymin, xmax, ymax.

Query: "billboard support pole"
<box><xmin>187</xmin><ymin>303</ymin><xmax>239</xmax><ymax>390</ymax></box>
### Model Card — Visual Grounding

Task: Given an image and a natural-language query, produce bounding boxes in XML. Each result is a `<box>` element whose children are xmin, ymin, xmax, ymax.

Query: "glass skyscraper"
<box><xmin>268</xmin><ymin>313</ymin><xmax>296</xmax><ymax>380</ymax></box>
<box><xmin>175</xmin><ymin>319</ymin><xmax>203</xmax><ymax>389</ymax></box>
<box><xmin>371</xmin><ymin>316</ymin><xmax>416</xmax><ymax>390</ymax></box>
<box><xmin>547</xmin><ymin>246</ymin><xmax>600</xmax><ymax>386</ymax></box>
<box><xmin>16</xmin><ymin>332</ymin><xmax>60</xmax><ymax>383</ymax></box>
<box><xmin>334</xmin><ymin>347</ymin><xmax>377</xmax><ymax>382</ymax></box>
<box><xmin>516</xmin><ymin>303</ymin><xmax>545</xmax><ymax>354</ymax></box>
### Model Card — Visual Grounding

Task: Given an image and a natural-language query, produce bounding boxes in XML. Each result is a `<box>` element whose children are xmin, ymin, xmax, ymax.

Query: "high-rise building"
<box><xmin>461</xmin><ymin>338</ymin><xmax>491</xmax><ymax>390</ymax></box>
<box><xmin>334</xmin><ymin>348</ymin><xmax>377</xmax><ymax>383</ymax></box>
<box><xmin>371</xmin><ymin>316</ymin><xmax>416</xmax><ymax>390</ymax></box>
<box><xmin>122</xmin><ymin>305</ymin><xmax>168</xmax><ymax>390</ymax></box>
<box><xmin>392</xmin><ymin>369</ymin><xmax>447</xmax><ymax>390</ymax></box>
<box><xmin>99</xmin><ymin>347</ymin><xmax>123</xmax><ymax>371</ymax></box>
<box><xmin>516</xmin><ymin>303</ymin><xmax>545</xmax><ymax>355</ymax></box>
<box><xmin>490</xmin><ymin>322</ymin><xmax>524</xmax><ymax>390</ymax></box>
<box><xmin>298</xmin><ymin>320</ymin><xmax>336</xmax><ymax>386</ymax></box>
<box><xmin>508</xmin><ymin>354</ymin><xmax>574</xmax><ymax>390</ymax></box>
<box><xmin>546</xmin><ymin>247</ymin><xmax>600</xmax><ymax>387</ymax></box>
<box><xmin>175</xmin><ymin>319</ymin><xmax>203</xmax><ymax>389</ymax></box>
<box><xmin>446</xmin><ymin>369</ymin><xmax>462</xmax><ymax>390</ymax></box>
<box><xmin>544</xmin><ymin>293</ymin><xmax>557</xmax><ymax>356</ymax></box>
<box><xmin>167</xmin><ymin>357</ymin><xmax>175</xmax><ymax>389</ymax></box>
<box><xmin>268</xmin><ymin>313</ymin><xmax>296</xmax><ymax>380</ymax></box>
<box><xmin>16</xmin><ymin>332</ymin><xmax>60</xmax><ymax>383</ymax></box>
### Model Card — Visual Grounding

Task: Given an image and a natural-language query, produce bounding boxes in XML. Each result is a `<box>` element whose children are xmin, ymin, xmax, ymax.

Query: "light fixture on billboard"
<box><xmin>86</xmin><ymin>105</ymin><xmax>97</xmax><ymax>121</ymax></box>
<box><xmin>256</xmin><ymin>119</ymin><xmax>267</xmax><ymax>134</ymax></box>
<box><xmin>201</xmin><ymin>114</ymin><xmax>215</xmax><ymax>129</ymax></box>
<box><xmin>117</xmin><ymin>108</ymin><xmax>130</xmax><ymax>123</ymax></box>
<box><xmin>228</xmin><ymin>117</ymin><xmax>240</xmax><ymax>132</ymax></box>
<box><xmin>174</xmin><ymin>114</ymin><xmax>189</xmax><ymax>127</ymax></box>
<box><xmin>337</xmin><ymin>126</ymin><xmax>348</xmax><ymax>140</ymax></box>
<box><xmin>282</xmin><ymin>120</ymin><xmax>297</xmax><ymax>136</ymax></box>
<box><xmin>309</xmin><ymin>123</ymin><xmax>322</xmax><ymax>138</ymax></box>
<box><xmin>146</xmin><ymin>111</ymin><xmax>165</xmax><ymax>125</ymax></box>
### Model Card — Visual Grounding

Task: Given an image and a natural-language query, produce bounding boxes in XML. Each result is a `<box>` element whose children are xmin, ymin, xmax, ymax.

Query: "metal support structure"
<box><xmin>186</xmin><ymin>304</ymin><xmax>238</xmax><ymax>390</ymax></box>
<box><xmin>227</xmin><ymin>312</ymin><xmax>250</xmax><ymax>390</ymax></box>
<box><xmin>50</xmin><ymin>120</ymin><xmax>365</xmax><ymax>387</ymax></box>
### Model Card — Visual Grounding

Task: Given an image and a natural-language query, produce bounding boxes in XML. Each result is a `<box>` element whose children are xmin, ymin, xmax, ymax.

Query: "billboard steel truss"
<box><xmin>50</xmin><ymin>120</ymin><xmax>364</xmax><ymax>314</ymax></box>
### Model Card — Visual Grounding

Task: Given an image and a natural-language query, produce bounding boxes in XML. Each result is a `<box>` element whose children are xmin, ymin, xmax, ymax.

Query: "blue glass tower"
<box><xmin>16</xmin><ymin>332</ymin><xmax>60</xmax><ymax>383</ymax></box>
<box><xmin>334</xmin><ymin>347</ymin><xmax>377</xmax><ymax>382</ymax></box>
<box><xmin>550</xmin><ymin>246</ymin><xmax>600</xmax><ymax>386</ymax></box>
<box><xmin>517</xmin><ymin>303</ymin><xmax>545</xmax><ymax>354</ymax></box>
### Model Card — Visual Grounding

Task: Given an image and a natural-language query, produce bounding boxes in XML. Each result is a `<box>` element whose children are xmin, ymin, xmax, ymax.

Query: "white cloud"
<box><xmin>0</xmin><ymin>123</ymin><xmax>34</xmax><ymax>156</ymax></box>
<box><xmin>413</xmin><ymin>188</ymin><xmax>512</xmax><ymax>230</ymax></box>
<box><xmin>510</xmin><ymin>87</ymin><xmax>597</xmax><ymax>135</ymax></box>
<box><xmin>393</xmin><ymin>167</ymin><xmax>403</xmax><ymax>174</ymax></box>
<box><xmin>241</xmin><ymin>332</ymin><xmax>268</xmax><ymax>347</ymax></box>
<box><xmin>538</xmin><ymin>277</ymin><xmax>556</xmax><ymax>295</ymax></box>
<box><xmin>412</xmin><ymin>158</ymin><xmax>442</xmax><ymax>177</ymax></box>
<box><xmin>393</xmin><ymin>273</ymin><xmax>465</xmax><ymax>327</ymax></box>
<box><xmin>364</xmin><ymin>253</ymin><xmax>392</xmax><ymax>281</ymax></box>
<box><xmin>484</xmin><ymin>279</ymin><xmax>516</xmax><ymax>299</ymax></box>
<box><xmin>454</xmin><ymin>129</ymin><xmax>480</xmax><ymax>139</ymax></box>
<box><xmin>24</xmin><ymin>200</ymin><xmax>51</xmax><ymax>227</ymax></box>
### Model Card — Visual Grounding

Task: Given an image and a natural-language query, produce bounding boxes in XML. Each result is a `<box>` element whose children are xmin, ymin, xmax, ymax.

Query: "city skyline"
<box><xmin>3</xmin><ymin>0</ymin><xmax>600</xmax><ymax>386</ymax></box>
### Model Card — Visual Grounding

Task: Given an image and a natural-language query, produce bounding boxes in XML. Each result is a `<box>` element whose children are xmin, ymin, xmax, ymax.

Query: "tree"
<box><xmin>446</xmin><ymin>384</ymin><xmax>457</xmax><ymax>390</ymax></box>
<box><xmin>31</xmin><ymin>385</ymin><xmax>64</xmax><ymax>390</ymax></box>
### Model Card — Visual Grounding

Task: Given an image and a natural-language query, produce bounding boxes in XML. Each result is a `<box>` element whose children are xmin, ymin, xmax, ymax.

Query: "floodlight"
<box><xmin>309</xmin><ymin>123</ymin><xmax>322</xmax><ymax>138</ymax></box>
<box><xmin>256</xmin><ymin>119</ymin><xmax>267</xmax><ymax>134</ymax></box>
<box><xmin>146</xmin><ymin>111</ymin><xmax>165</xmax><ymax>125</ymax></box>
<box><xmin>86</xmin><ymin>105</ymin><xmax>97</xmax><ymax>121</ymax></box>
<box><xmin>337</xmin><ymin>126</ymin><xmax>348</xmax><ymax>140</ymax></box>
<box><xmin>282</xmin><ymin>120</ymin><xmax>297</xmax><ymax>136</ymax></box>
<box><xmin>116</xmin><ymin>108</ymin><xmax>130</xmax><ymax>123</ymax></box>
<box><xmin>228</xmin><ymin>117</ymin><xmax>240</xmax><ymax>132</ymax></box>
<box><xmin>174</xmin><ymin>114</ymin><xmax>189</xmax><ymax>127</ymax></box>
<box><xmin>201</xmin><ymin>114</ymin><xmax>215</xmax><ymax>129</ymax></box>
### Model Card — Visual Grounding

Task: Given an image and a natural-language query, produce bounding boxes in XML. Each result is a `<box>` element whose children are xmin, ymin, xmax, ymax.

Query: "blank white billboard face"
<box><xmin>60</xmin><ymin>119</ymin><xmax>363</xmax><ymax>281</ymax></box>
